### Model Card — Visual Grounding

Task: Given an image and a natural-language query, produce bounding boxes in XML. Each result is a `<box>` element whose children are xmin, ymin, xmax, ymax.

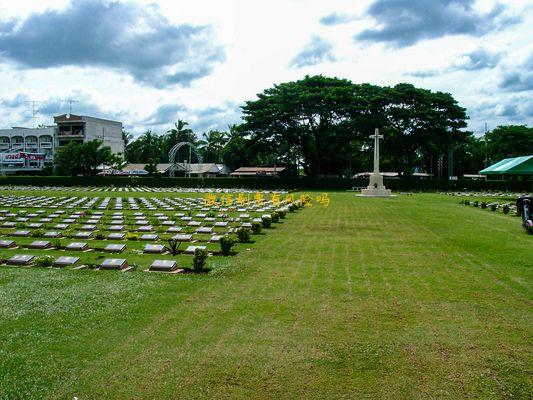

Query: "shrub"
<box><xmin>289</xmin><ymin>203</ymin><xmax>297</xmax><ymax>212</ymax></box>
<box><xmin>30</xmin><ymin>229</ymin><xmax>44</xmax><ymax>237</ymax></box>
<box><xmin>34</xmin><ymin>256</ymin><xmax>53</xmax><ymax>268</ymax></box>
<box><xmin>193</xmin><ymin>248</ymin><xmax>209</xmax><ymax>271</ymax></box>
<box><xmin>481</xmin><ymin>202</ymin><xmax>487</xmax><ymax>209</ymax></box>
<box><xmin>503</xmin><ymin>204</ymin><xmax>510</xmax><ymax>214</ymax></box>
<box><xmin>236</xmin><ymin>227</ymin><xmax>251</xmax><ymax>243</ymax></box>
<box><xmin>207</xmin><ymin>211</ymin><xmax>216</xmax><ymax>218</ymax></box>
<box><xmin>464</xmin><ymin>200</ymin><xmax>470</xmax><ymax>205</ymax></box>
<box><xmin>262</xmin><ymin>216</ymin><xmax>272</xmax><ymax>228</ymax></box>
<box><xmin>490</xmin><ymin>203</ymin><xmax>497</xmax><ymax>211</ymax></box>
<box><xmin>125</xmin><ymin>232</ymin><xmax>139</xmax><ymax>241</ymax></box>
<box><xmin>473</xmin><ymin>201</ymin><xmax>478</xmax><ymax>207</ymax></box>
<box><xmin>53</xmin><ymin>239</ymin><xmax>62</xmax><ymax>249</ymax></box>
<box><xmin>251</xmin><ymin>222</ymin><xmax>262</xmax><ymax>235</ymax></box>
<box><xmin>219</xmin><ymin>236</ymin><xmax>235</xmax><ymax>256</ymax></box>
<box><xmin>271</xmin><ymin>211</ymin><xmax>280</xmax><ymax>223</ymax></box>
<box><xmin>277</xmin><ymin>210</ymin><xmax>286</xmax><ymax>219</ymax></box>
<box><xmin>94</xmin><ymin>233</ymin><xmax>105</xmax><ymax>240</ymax></box>
<box><xmin>166</xmin><ymin>238</ymin><xmax>181</xmax><ymax>256</ymax></box>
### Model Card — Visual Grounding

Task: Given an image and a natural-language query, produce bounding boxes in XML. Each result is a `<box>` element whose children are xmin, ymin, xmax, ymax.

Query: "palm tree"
<box><xmin>166</xmin><ymin>120</ymin><xmax>196</xmax><ymax>146</ymax></box>
<box><xmin>163</xmin><ymin>120</ymin><xmax>197</xmax><ymax>162</ymax></box>
<box><xmin>122</xmin><ymin>130</ymin><xmax>133</xmax><ymax>147</ymax></box>
<box><xmin>198</xmin><ymin>130</ymin><xmax>228</xmax><ymax>163</ymax></box>
<box><xmin>138</xmin><ymin>130</ymin><xmax>160</xmax><ymax>161</ymax></box>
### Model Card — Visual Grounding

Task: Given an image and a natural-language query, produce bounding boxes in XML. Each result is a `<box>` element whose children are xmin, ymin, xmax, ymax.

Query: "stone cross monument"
<box><xmin>361</xmin><ymin>128</ymin><xmax>392</xmax><ymax>197</ymax></box>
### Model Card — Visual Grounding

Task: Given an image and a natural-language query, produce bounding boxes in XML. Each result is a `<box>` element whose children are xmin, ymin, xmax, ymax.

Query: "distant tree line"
<box><xmin>122</xmin><ymin>75</ymin><xmax>533</xmax><ymax>177</ymax></box>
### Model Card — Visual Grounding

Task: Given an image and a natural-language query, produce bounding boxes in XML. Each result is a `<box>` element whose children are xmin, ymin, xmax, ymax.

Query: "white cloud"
<box><xmin>0</xmin><ymin>0</ymin><xmax>531</xmax><ymax>136</ymax></box>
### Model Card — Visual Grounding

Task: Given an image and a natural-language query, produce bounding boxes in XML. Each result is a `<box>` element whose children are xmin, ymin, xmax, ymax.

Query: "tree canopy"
<box><xmin>240</xmin><ymin>75</ymin><xmax>469</xmax><ymax>177</ymax></box>
<box><xmin>125</xmin><ymin>120</ymin><xmax>200</xmax><ymax>164</ymax></box>
<box><xmin>54</xmin><ymin>140</ymin><xmax>120</xmax><ymax>176</ymax></box>
<box><xmin>485</xmin><ymin>125</ymin><xmax>533</xmax><ymax>163</ymax></box>
<box><xmin>121</xmin><ymin>76</ymin><xmax>532</xmax><ymax>178</ymax></box>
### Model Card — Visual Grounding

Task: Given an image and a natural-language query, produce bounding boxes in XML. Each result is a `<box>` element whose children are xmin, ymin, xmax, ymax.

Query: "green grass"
<box><xmin>0</xmin><ymin>192</ymin><xmax>531</xmax><ymax>399</ymax></box>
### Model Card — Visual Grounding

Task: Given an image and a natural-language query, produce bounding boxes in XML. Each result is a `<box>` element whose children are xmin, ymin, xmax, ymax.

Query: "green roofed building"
<box><xmin>479</xmin><ymin>155</ymin><xmax>533</xmax><ymax>176</ymax></box>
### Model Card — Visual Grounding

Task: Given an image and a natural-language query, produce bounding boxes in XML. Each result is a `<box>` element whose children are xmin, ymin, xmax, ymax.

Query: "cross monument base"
<box><xmin>360</xmin><ymin>187</ymin><xmax>392</xmax><ymax>197</ymax></box>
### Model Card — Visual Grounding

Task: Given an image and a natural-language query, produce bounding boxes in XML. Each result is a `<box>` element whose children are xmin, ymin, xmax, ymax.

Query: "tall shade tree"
<box><xmin>241</xmin><ymin>76</ymin><xmax>469</xmax><ymax>177</ymax></box>
<box><xmin>221</xmin><ymin>124</ymin><xmax>251</xmax><ymax>170</ymax></box>
<box><xmin>241</xmin><ymin>75</ymin><xmax>378</xmax><ymax>176</ymax></box>
<box><xmin>54</xmin><ymin>140</ymin><xmax>118</xmax><ymax>176</ymax></box>
<box><xmin>485</xmin><ymin>125</ymin><xmax>533</xmax><ymax>164</ymax></box>
<box><xmin>381</xmin><ymin>83</ymin><xmax>469</xmax><ymax>176</ymax></box>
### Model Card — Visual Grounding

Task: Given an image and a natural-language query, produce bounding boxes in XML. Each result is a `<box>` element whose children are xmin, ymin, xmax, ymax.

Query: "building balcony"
<box><xmin>25</xmin><ymin>142</ymin><xmax>38</xmax><ymax>148</ymax></box>
<box><xmin>39</xmin><ymin>142</ymin><xmax>53</xmax><ymax>148</ymax></box>
<box><xmin>0</xmin><ymin>143</ymin><xmax>9</xmax><ymax>148</ymax></box>
<box><xmin>57</xmin><ymin>131</ymin><xmax>84</xmax><ymax>137</ymax></box>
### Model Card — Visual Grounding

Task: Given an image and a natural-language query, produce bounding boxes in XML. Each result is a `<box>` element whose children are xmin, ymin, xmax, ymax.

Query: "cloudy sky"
<box><xmin>0</xmin><ymin>0</ymin><xmax>531</xmax><ymax>137</ymax></box>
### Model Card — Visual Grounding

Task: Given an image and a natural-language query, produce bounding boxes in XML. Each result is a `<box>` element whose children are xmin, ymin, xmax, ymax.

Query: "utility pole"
<box><xmin>101</xmin><ymin>127</ymin><xmax>106</xmax><ymax>175</ymax></box>
<box><xmin>484</xmin><ymin>122</ymin><xmax>489</xmax><ymax>167</ymax></box>
<box><xmin>188</xmin><ymin>145</ymin><xmax>192</xmax><ymax>178</ymax></box>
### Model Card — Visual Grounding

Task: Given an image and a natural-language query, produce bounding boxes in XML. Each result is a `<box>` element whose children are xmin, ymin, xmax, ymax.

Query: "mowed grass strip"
<box><xmin>0</xmin><ymin>193</ymin><xmax>531</xmax><ymax>399</ymax></box>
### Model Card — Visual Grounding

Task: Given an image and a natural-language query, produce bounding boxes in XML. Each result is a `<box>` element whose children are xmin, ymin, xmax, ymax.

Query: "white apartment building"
<box><xmin>0</xmin><ymin>114</ymin><xmax>124</xmax><ymax>174</ymax></box>
<box><xmin>54</xmin><ymin>114</ymin><xmax>124</xmax><ymax>154</ymax></box>
<box><xmin>0</xmin><ymin>126</ymin><xmax>55</xmax><ymax>173</ymax></box>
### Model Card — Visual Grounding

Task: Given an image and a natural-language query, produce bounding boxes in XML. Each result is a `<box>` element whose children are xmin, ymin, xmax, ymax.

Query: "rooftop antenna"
<box><xmin>66</xmin><ymin>98</ymin><xmax>78</xmax><ymax>116</ymax></box>
<box><xmin>24</xmin><ymin>100</ymin><xmax>41</xmax><ymax>128</ymax></box>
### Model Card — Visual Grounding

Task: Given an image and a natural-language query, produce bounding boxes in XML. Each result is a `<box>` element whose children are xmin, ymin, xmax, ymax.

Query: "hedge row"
<box><xmin>0</xmin><ymin>175</ymin><xmax>531</xmax><ymax>191</ymax></box>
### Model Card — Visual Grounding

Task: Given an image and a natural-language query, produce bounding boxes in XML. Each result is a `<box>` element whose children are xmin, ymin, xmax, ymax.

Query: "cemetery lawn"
<box><xmin>1</xmin><ymin>192</ymin><xmax>531</xmax><ymax>399</ymax></box>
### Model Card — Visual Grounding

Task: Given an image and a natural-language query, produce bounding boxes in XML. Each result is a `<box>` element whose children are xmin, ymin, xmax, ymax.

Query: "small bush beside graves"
<box><xmin>481</xmin><ymin>202</ymin><xmax>487</xmax><ymax>209</ymax></box>
<box><xmin>219</xmin><ymin>236</ymin><xmax>235</xmax><ymax>256</ymax></box>
<box><xmin>262</xmin><ymin>216</ymin><xmax>272</xmax><ymax>228</ymax></box>
<box><xmin>278</xmin><ymin>210</ymin><xmax>286</xmax><ymax>219</ymax></box>
<box><xmin>251</xmin><ymin>222</ymin><xmax>262</xmax><ymax>234</ymax></box>
<box><xmin>125</xmin><ymin>233</ymin><xmax>139</xmax><ymax>241</ymax></box>
<box><xmin>237</xmin><ymin>227</ymin><xmax>251</xmax><ymax>243</ymax></box>
<box><xmin>473</xmin><ymin>201</ymin><xmax>478</xmax><ymax>207</ymax></box>
<box><xmin>503</xmin><ymin>204</ymin><xmax>510</xmax><ymax>214</ymax></box>
<box><xmin>271</xmin><ymin>212</ymin><xmax>280</xmax><ymax>223</ymax></box>
<box><xmin>34</xmin><ymin>256</ymin><xmax>53</xmax><ymax>268</ymax></box>
<box><xmin>30</xmin><ymin>229</ymin><xmax>44</xmax><ymax>237</ymax></box>
<box><xmin>193</xmin><ymin>248</ymin><xmax>209</xmax><ymax>271</ymax></box>
<box><xmin>166</xmin><ymin>238</ymin><xmax>181</xmax><ymax>256</ymax></box>
<box><xmin>490</xmin><ymin>204</ymin><xmax>497</xmax><ymax>211</ymax></box>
